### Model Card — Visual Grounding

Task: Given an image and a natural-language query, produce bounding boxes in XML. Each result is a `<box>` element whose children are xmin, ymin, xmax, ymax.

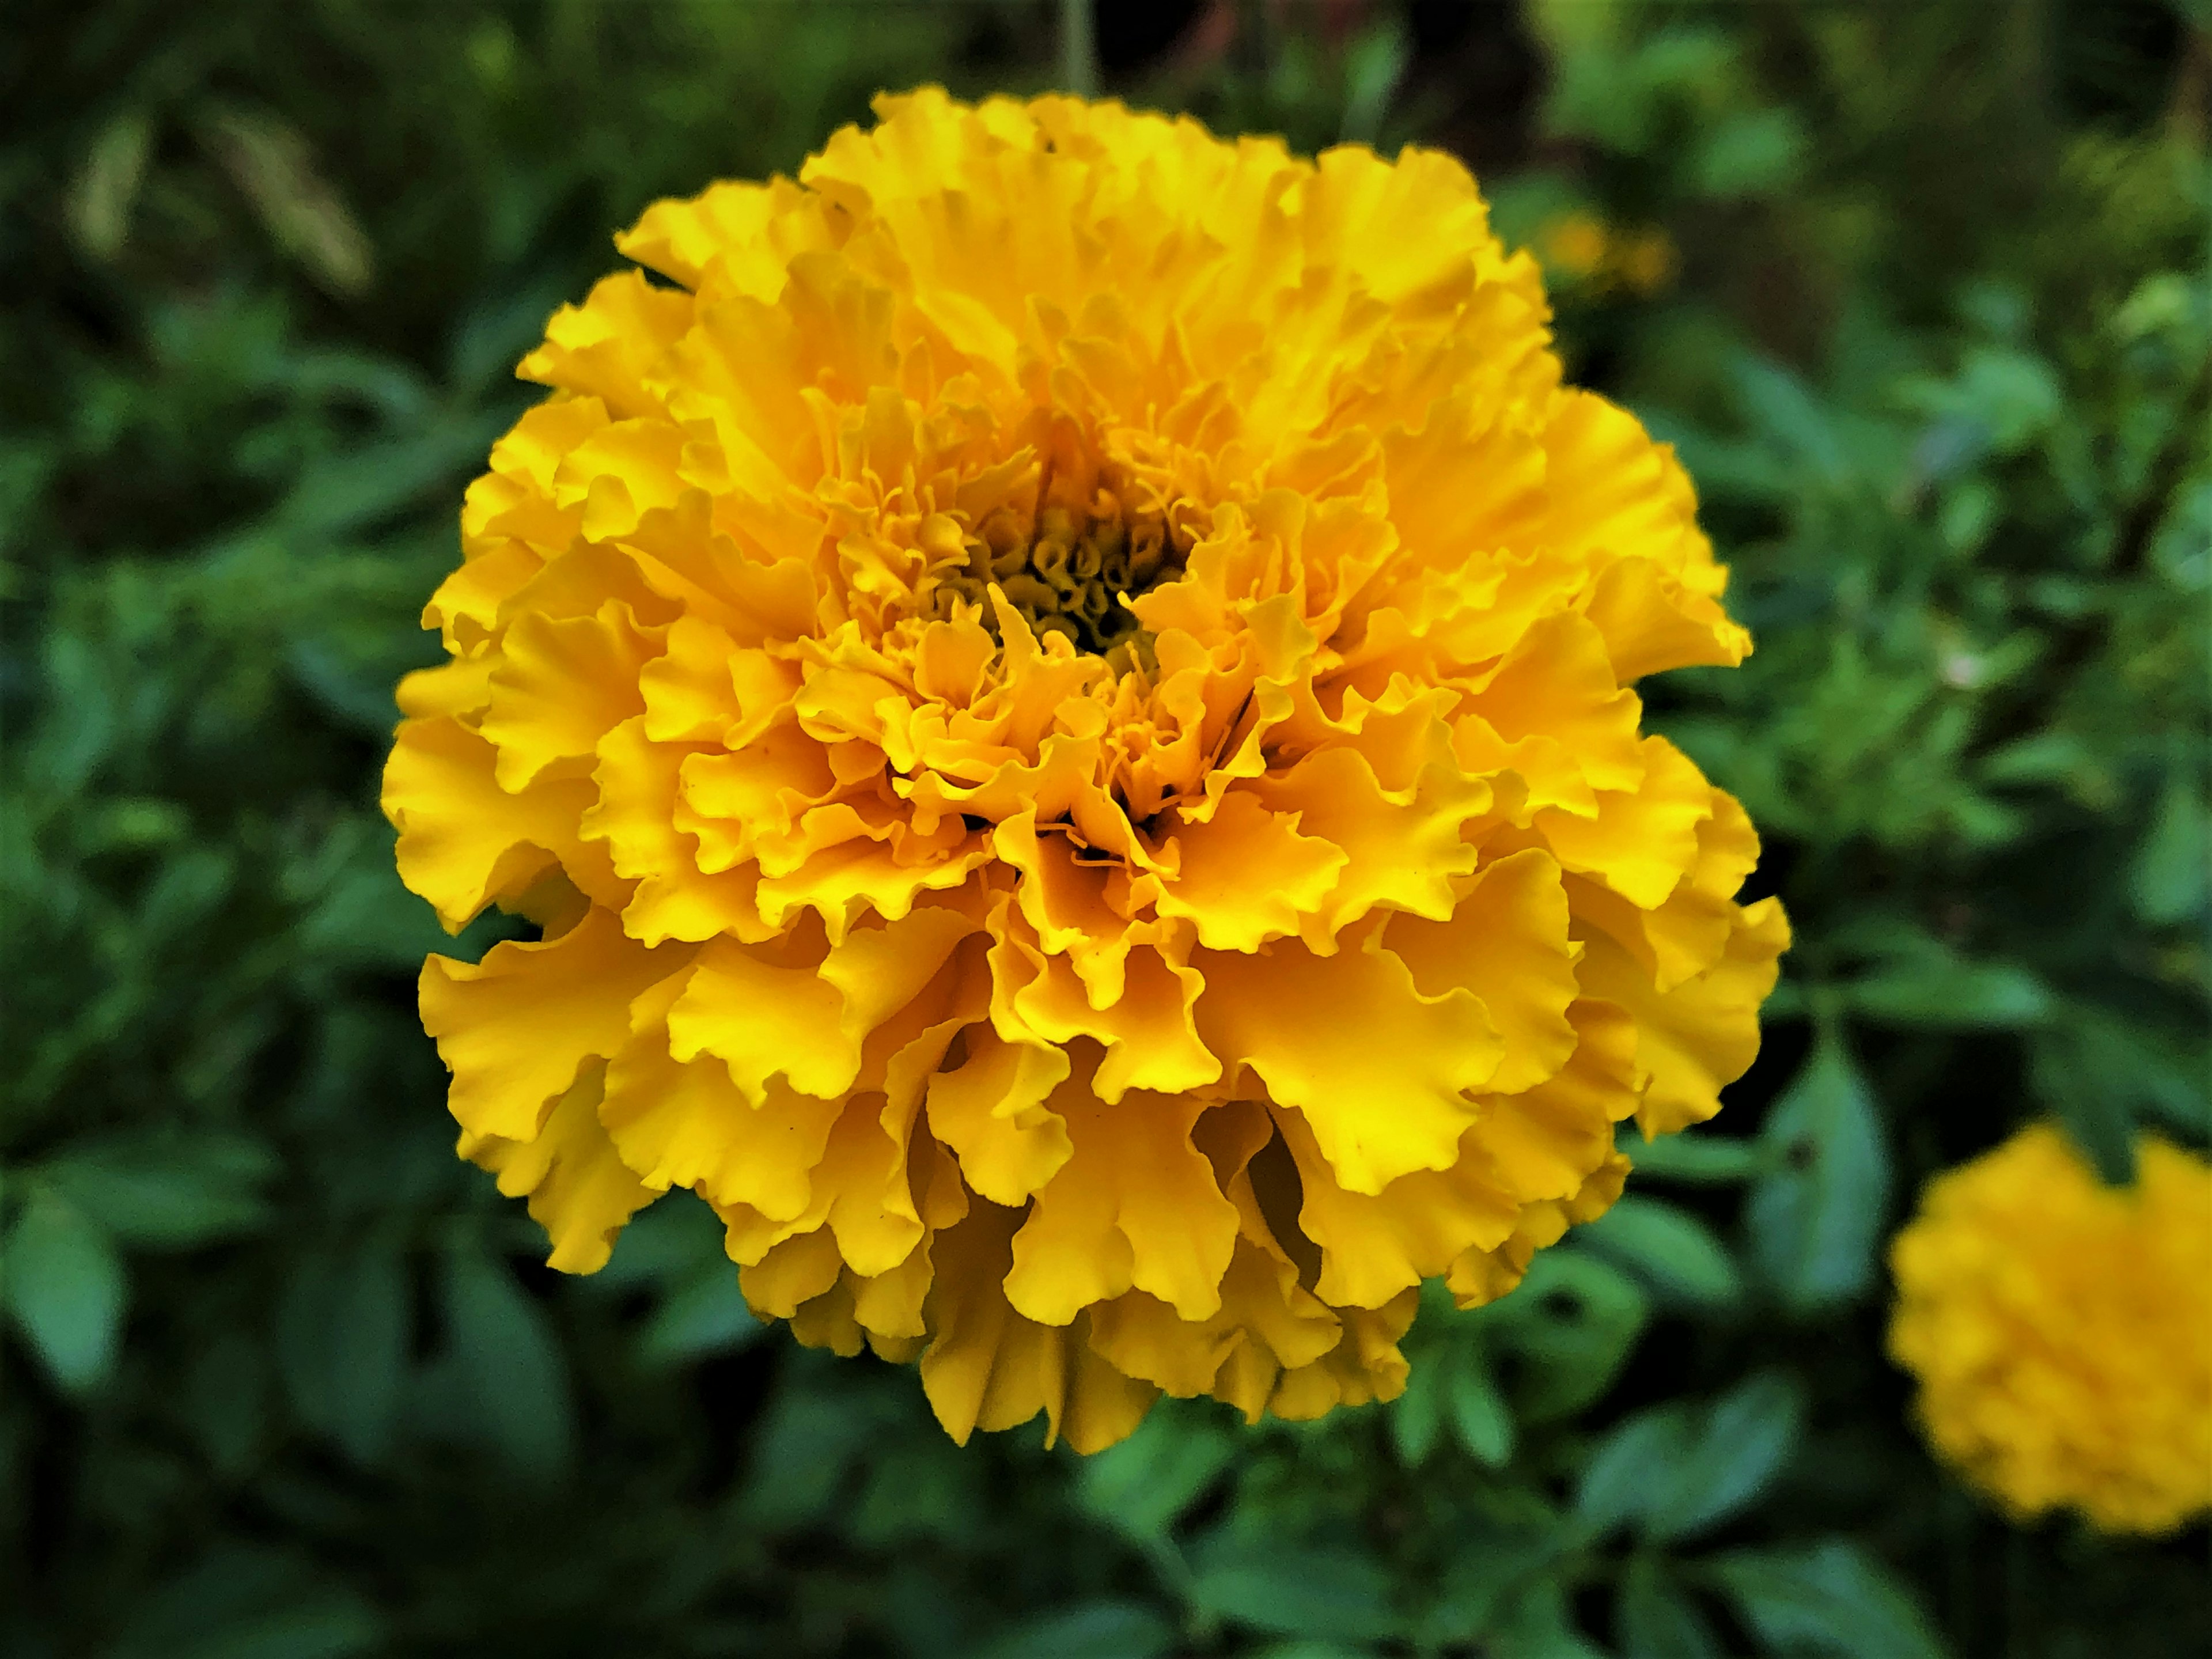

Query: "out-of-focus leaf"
<box><xmin>1449</xmin><ymin>1345</ymin><xmax>1517</xmax><ymax>1467</ymax></box>
<box><xmin>2028</xmin><ymin>1013</ymin><xmax>2154</xmax><ymax>1183</ymax></box>
<box><xmin>1389</xmin><ymin>1338</ymin><xmax>1448</xmax><ymax>1465</ymax></box>
<box><xmin>1692</xmin><ymin>106</ymin><xmax>1806</xmax><ymax>199</ymax></box>
<box><xmin>1079</xmin><ymin>1403</ymin><xmax>1235</xmax><ymax>1541</ymax></box>
<box><xmin>1731</xmin><ymin>355</ymin><xmax>1846</xmax><ymax>482</ymax></box>
<box><xmin>1624</xmin><ymin>1131</ymin><xmax>1763</xmax><ymax>1184</ymax></box>
<box><xmin>105</xmin><ymin>1545</ymin><xmax>382</xmax><ymax>1659</ymax></box>
<box><xmin>1710</xmin><ymin>1539</ymin><xmax>1948</xmax><ymax>1659</ymax></box>
<box><xmin>70</xmin><ymin>109</ymin><xmax>153</xmax><ymax>260</ymax></box>
<box><xmin>184</xmin><ymin>1334</ymin><xmax>270</xmax><ymax>1479</ymax></box>
<box><xmin>1842</xmin><ymin>961</ymin><xmax>2052</xmax><ymax>1028</ymax></box>
<box><xmin>2035</xmin><ymin>1010</ymin><xmax>2209</xmax><ymax>1141</ymax></box>
<box><xmin>1338</xmin><ymin>20</ymin><xmax>1407</xmax><ymax>143</ymax></box>
<box><xmin>1647</xmin><ymin>1371</ymin><xmax>1804</xmax><ymax>1540</ymax></box>
<box><xmin>974</xmin><ymin>1600</ymin><xmax>1175</xmax><ymax>1659</ymax></box>
<box><xmin>275</xmin><ymin>1238</ymin><xmax>408</xmax><ymax>1464</ymax></box>
<box><xmin>1488</xmin><ymin>1572</ymin><xmax>1611</xmax><ymax>1659</ymax></box>
<box><xmin>1747</xmin><ymin>1036</ymin><xmax>1891</xmax><ymax>1311</ymax></box>
<box><xmin>743</xmin><ymin>1376</ymin><xmax>878</xmax><ymax>1531</ymax></box>
<box><xmin>1577</xmin><ymin>1403</ymin><xmax>1695</xmax><ymax>1537</ymax></box>
<box><xmin>636</xmin><ymin>1268</ymin><xmax>761</xmax><ymax>1366</ymax></box>
<box><xmin>1418</xmin><ymin>1520</ymin><xmax>1571</xmax><ymax>1646</ymax></box>
<box><xmin>3</xmin><ymin>1185</ymin><xmax>127</xmax><ymax>1392</ymax></box>
<box><xmin>1491</xmin><ymin>1248</ymin><xmax>1650</xmax><ymax>1420</ymax></box>
<box><xmin>1618</xmin><ymin>1555</ymin><xmax>1724</xmax><ymax>1659</ymax></box>
<box><xmin>195</xmin><ymin>105</ymin><xmax>373</xmax><ymax>294</ymax></box>
<box><xmin>268</xmin><ymin>416</ymin><xmax>501</xmax><ymax>535</ymax></box>
<box><xmin>441</xmin><ymin>1242</ymin><xmax>574</xmax><ymax>1480</ymax></box>
<box><xmin>1187</xmin><ymin>1537</ymin><xmax>1397</xmax><ymax>1643</ymax></box>
<box><xmin>2131</xmin><ymin>764</ymin><xmax>2209</xmax><ymax>925</ymax></box>
<box><xmin>1577</xmin><ymin>1195</ymin><xmax>1743</xmax><ymax>1308</ymax></box>
<box><xmin>39</xmin><ymin>1130</ymin><xmax>275</xmax><ymax>1249</ymax></box>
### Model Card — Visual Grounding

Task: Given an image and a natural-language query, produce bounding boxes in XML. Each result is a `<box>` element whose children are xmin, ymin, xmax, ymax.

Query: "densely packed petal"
<box><xmin>385</xmin><ymin>89</ymin><xmax>1786</xmax><ymax>1450</ymax></box>
<box><xmin>1889</xmin><ymin>1123</ymin><xmax>2212</xmax><ymax>1534</ymax></box>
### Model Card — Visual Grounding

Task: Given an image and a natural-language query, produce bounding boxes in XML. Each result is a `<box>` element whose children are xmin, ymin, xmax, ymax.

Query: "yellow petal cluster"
<box><xmin>383</xmin><ymin>89</ymin><xmax>1786</xmax><ymax>1452</ymax></box>
<box><xmin>1889</xmin><ymin>1123</ymin><xmax>2212</xmax><ymax>1534</ymax></box>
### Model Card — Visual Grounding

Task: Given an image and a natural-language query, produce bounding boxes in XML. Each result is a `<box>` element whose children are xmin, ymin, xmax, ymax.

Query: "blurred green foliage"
<box><xmin>3</xmin><ymin>2</ymin><xmax>2206</xmax><ymax>1656</ymax></box>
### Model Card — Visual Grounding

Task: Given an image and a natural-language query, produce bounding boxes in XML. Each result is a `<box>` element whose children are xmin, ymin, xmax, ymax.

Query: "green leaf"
<box><xmin>1338</xmin><ymin>19</ymin><xmax>1408</xmax><ymax>144</ymax></box>
<box><xmin>1417</xmin><ymin>1521</ymin><xmax>1571</xmax><ymax>1646</ymax></box>
<box><xmin>1187</xmin><ymin>1538</ymin><xmax>1397</xmax><ymax>1643</ymax></box>
<box><xmin>1647</xmin><ymin>1371</ymin><xmax>1804</xmax><ymax>1540</ymax></box>
<box><xmin>637</xmin><ymin>1267</ymin><xmax>762</xmax><ymax>1367</ymax></box>
<box><xmin>1577</xmin><ymin>1404</ymin><xmax>1695</xmax><ymax>1537</ymax></box>
<box><xmin>275</xmin><ymin>1240</ymin><xmax>408</xmax><ymax>1464</ymax></box>
<box><xmin>2035</xmin><ymin>1010</ymin><xmax>2209</xmax><ymax>1141</ymax></box>
<box><xmin>1842</xmin><ymin>961</ymin><xmax>2051</xmax><ymax>1028</ymax></box>
<box><xmin>1618</xmin><ymin>1556</ymin><xmax>1724</xmax><ymax>1659</ymax></box>
<box><xmin>1490</xmin><ymin>1248</ymin><xmax>1650</xmax><ymax>1421</ymax></box>
<box><xmin>1448</xmin><ymin>1344</ymin><xmax>1517</xmax><ymax>1467</ymax></box>
<box><xmin>442</xmin><ymin>1243</ymin><xmax>575</xmax><ymax>1480</ymax></box>
<box><xmin>1623</xmin><ymin>1132</ymin><xmax>1763</xmax><ymax>1184</ymax></box>
<box><xmin>974</xmin><ymin>1601</ymin><xmax>1175</xmax><ymax>1659</ymax></box>
<box><xmin>105</xmin><ymin>1545</ymin><xmax>381</xmax><ymax>1659</ymax></box>
<box><xmin>39</xmin><ymin>1129</ymin><xmax>275</xmax><ymax>1249</ymax></box>
<box><xmin>1691</xmin><ymin>107</ymin><xmax>1807</xmax><ymax>200</ymax></box>
<box><xmin>69</xmin><ymin>109</ymin><xmax>153</xmax><ymax>260</ymax></box>
<box><xmin>1577</xmin><ymin>1196</ymin><xmax>1743</xmax><ymax>1309</ymax></box>
<box><xmin>1747</xmin><ymin>1036</ymin><xmax>1891</xmax><ymax>1312</ymax></box>
<box><xmin>743</xmin><ymin>1376</ymin><xmax>878</xmax><ymax>1532</ymax></box>
<box><xmin>1078</xmin><ymin>1403</ymin><xmax>1236</xmax><ymax>1541</ymax></box>
<box><xmin>184</xmin><ymin>1335</ymin><xmax>270</xmax><ymax>1478</ymax></box>
<box><xmin>3</xmin><ymin>1185</ymin><xmax>127</xmax><ymax>1392</ymax></box>
<box><xmin>1489</xmin><ymin>1572</ymin><xmax>1609</xmax><ymax>1658</ymax></box>
<box><xmin>195</xmin><ymin>105</ymin><xmax>373</xmax><ymax>296</ymax></box>
<box><xmin>2130</xmin><ymin>764</ymin><xmax>2208</xmax><ymax>925</ymax></box>
<box><xmin>1710</xmin><ymin>1539</ymin><xmax>1948</xmax><ymax>1659</ymax></box>
<box><xmin>2029</xmin><ymin>1018</ymin><xmax>2144</xmax><ymax>1184</ymax></box>
<box><xmin>1389</xmin><ymin>1339</ymin><xmax>1448</xmax><ymax>1465</ymax></box>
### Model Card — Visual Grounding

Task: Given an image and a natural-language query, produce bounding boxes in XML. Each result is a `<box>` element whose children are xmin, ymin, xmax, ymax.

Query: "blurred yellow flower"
<box><xmin>1536</xmin><ymin>212</ymin><xmax>1676</xmax><ymax>298</ymax></box>
<box><xmin>1539</xmin><ymin>210</ymin><xmax>1610</xmax><ymax>282</ymax></box>
<box><xmin>1889</xmin><ymin>1123</ymin><xmax>2212</xmax><ymax>1533</ymax></box>
<box><xmin>1615</xmin><ymin>229</ymin><xmax>1679</xmax><ymax>297</ymax></box>
<box><xmin>383</xmin><ymin>89</ymin><xmax>1783</xmax><ymax>1451</ymax></box>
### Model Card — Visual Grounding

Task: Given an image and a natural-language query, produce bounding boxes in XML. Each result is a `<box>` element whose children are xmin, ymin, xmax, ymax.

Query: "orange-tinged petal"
<box><xmin>1196</xmin><ymin>922</ymin><xmax>1501</xmax><ymax>1193</ymax></box>
<box><xmin>462</xmin><ymin>1063</ymin><xmax>657</xmax><ymax>1273</ymax></box>
<box><xmin>421</xmin><ymin>905</ymin><xmax>685</xmax><ymax>1143</ymax></box>
<box><xmin>1006</xmin><ymin>1071</ymin><xmax>1238</xmax><ymax>1324</ymax></box>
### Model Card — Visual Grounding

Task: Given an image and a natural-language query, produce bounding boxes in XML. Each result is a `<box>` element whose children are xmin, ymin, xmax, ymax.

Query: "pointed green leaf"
<box><xmin>442</xmin><ymin>1243</ymin><xmax>574</xmax><ymax>1480</ymax></box>
<box><xmin>1578</xmin><ymin>1195</ymin><xmax>1744</xmax><ymax>1308</ymax></box>
<box><xmin>1711</xmin><ymin>1539</ymin><xmax>1948</xmax><ymax>1659</ymax></box>
<box><xmin>1078</xmin><ymin>1400</ymin><xmax>1235</xmax><ymax>1541</ymax></box>
<box><xmin>1577</xmin><ymin>1403</ymin><xmax>1695</xmax><ymax>1537</ymax></box>
<box><xmin>1647</xmin><ymin>1370</ymin><xmax>1804</xmax><ymax>1540</ymax></box>
<box><xmin>275</xmin><ymin>1240</ymin><xmax>408</xmax><ymax>1464</ymax></box>
<box><xmin>1747</xmin><ymin>1036</ymin><xmax>1891</xmax><ymax>1311</ymax></box>
<box><xmin>3</xmin><ymin>1186</ymin><xmax>127</xmax><ymax>1392</ymax></box>
<box><xmin>1618</xmin><ymin>1555</ymin><xmax>1724</xmax><ymax>1659</ymax></box>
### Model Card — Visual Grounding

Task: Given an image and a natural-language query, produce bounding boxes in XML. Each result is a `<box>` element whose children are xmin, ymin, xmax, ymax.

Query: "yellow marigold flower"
<box><xmin>382</xmin><ymin>89</ymin><xmax>1786</xmax><ymax>1452</ymax></box>
<box><xmin>1889</xmin><ymin>1124</ymin><xmax>2212</xmax><ymax>1534</ymax></box>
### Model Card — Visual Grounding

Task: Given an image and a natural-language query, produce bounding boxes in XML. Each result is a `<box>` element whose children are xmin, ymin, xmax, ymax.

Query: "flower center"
<box><xmin>926</xmin><ymin>492</ymin><xmax>1194</xmax><ymax>669</ymax></box>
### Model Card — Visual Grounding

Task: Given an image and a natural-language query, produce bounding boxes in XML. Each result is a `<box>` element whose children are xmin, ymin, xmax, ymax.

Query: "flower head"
<box><xmin>384</xmin><ymin>89</ymin><xmax>1786</xmax><ymax>1451</ymax></box>
<box><xmin>1889</xmin><ymin>1123</ymin><xmax>2212</xmax><ymax>1533</ymax></box>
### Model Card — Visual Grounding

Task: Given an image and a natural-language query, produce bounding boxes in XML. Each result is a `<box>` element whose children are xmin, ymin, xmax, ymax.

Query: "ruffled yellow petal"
<box><xmin>420</xmin><ymin>907</ymin><xmax>682</xmax><ymax>1142</ymax></box>
<box><xmin>461</xmin><ymin>1063</ymin><xmax>656</xmax><ymax>1273</ymax></box>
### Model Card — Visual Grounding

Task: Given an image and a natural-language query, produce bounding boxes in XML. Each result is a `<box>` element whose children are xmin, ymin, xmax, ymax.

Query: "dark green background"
<box><xmin>5</xmin><ymin>3</ymin><xmax>2207</xmax><ymax>1655</ymax></box>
